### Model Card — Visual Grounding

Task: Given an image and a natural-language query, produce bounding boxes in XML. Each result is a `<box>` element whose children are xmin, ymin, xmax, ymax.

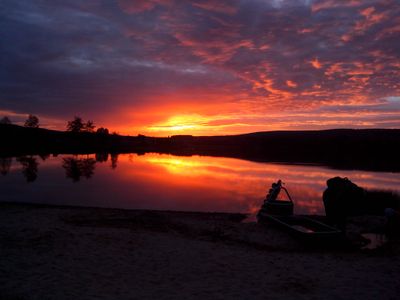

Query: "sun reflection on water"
<box><xmin>2</xmin><ymin>153</ymin><xmax>400</xmax><ymax>215</ymax></box>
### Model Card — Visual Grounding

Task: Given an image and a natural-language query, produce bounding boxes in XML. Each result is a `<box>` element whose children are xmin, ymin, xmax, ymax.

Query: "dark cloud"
<box><xmin>0</xmin><ymin>0</ymin><xmax>399</xmax><ymax>133</ymax></box>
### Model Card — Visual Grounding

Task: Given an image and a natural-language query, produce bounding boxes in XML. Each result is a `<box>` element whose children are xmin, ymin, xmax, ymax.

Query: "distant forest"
<box><xmin>1</xmin><ymin>123</ymin><xmax>400</xmax><ymax>172</ymax></box>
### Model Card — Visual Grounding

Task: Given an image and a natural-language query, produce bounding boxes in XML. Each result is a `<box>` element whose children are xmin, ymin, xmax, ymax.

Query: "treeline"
<box><xmin>0</xmin><ymin>123</ymin><xmax>135</xmax><ymax>155</ymax></box>
<box><xmin>1</xmin><ymin>114</ymin><xmax>112</xmax><ymax>135</ymax></box>
<box><xmin>1</xmin><ymin>114</ymin><xmax>40</xmax><ymax>128</ymax></box>
<box><xmin>66</xmin><ymin>116</ymin><xmax>112</xmax><ymax>135</ymax></box>
<box><xmin>1</xmin><ymin>123</ymin><xmax>400</xmax><ymax>172</ymax></box>
<box><xmin>164</xmin><ymin>130</ymin><xmax>400</xmax><ymax>172</ymax></box>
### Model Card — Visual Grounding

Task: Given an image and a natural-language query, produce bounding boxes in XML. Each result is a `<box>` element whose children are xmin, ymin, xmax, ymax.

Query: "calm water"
<box><xmin>1</xmin><ymin>153</ymin><xmax>400</xmax><ymax>215</ymax></box>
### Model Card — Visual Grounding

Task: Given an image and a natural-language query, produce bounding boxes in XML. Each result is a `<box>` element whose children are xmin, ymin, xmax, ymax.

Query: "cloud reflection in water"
<box><xmin>1</xmin><ymin>153</ymin><xmax>399</xmax><ymax>216</ymax></box>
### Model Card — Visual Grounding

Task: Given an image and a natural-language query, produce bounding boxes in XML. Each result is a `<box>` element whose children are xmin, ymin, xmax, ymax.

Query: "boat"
<box><xmin>257</xmin><ymin>180</ymin><xmax>342</xmax><ymax>241</ymax></box>
<box><xmin>257</xmin><ymin>180</ymin><xmax>294</xmax><ymax>217</ymax></box>
<box><xmin>259</xmin><ymin>214</ymin><xmax>342</xmax><ymax>241</ymax></box>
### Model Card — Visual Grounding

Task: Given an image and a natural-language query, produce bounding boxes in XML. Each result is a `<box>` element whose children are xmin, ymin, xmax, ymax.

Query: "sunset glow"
<box><xmin>1</xmin><ymin>0</ymin><xmax>399</xmax><ymax>135</ymax></box>
<box><xmin>148</xmin><ymin>114</ymin><xmax>207</xmax><ymax>134</ymax></box>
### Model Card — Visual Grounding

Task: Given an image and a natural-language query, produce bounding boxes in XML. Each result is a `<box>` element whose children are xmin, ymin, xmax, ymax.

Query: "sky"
<box><xmin>1</xmin><ymin>0</ymin><xmax>399</xmax><ymax>136</ymax></box>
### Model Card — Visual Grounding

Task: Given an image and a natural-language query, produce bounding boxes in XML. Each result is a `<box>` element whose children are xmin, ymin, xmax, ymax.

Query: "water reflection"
<box><xmin>0</xmin><ymin>157</ymin><xmax>12</xmax><ymax>175</ymax></box>
<box><xmin>0</xmin><ymin>153</ymin><xmax>399</xmax><ymax>215</ymax></box>
<box><xmin>95</xmin><ymin>153</ymin><xmax>108</xmax><ymax>163</ymax></box>
<box><xmin>110</xmin><ymin>153</ymin><xmax>118</xmax><ymax>170</ymax></box>
<box><xmin>62</xmin><ymin>157</ymin><xmax>96</xmax><ymax>182</ymax></box>
<box><xmin>17</xmin><ymin>156</ymin><xmax>39</xmax><ymax>182</ymax></box>
<box><xmin>39</xmin><ymin>154</ymin><xmax>50</xmax><ymax>161</ymax></box>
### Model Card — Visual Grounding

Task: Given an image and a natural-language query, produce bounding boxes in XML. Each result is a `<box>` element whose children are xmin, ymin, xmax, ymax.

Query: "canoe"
<box><xmin>258</xmin><ymin>214</ymin><xmax>342</xmax><ymax>240</ymax></box>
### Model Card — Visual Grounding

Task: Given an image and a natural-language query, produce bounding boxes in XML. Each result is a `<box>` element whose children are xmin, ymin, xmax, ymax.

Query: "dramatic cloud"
<box><xmin>0</xmin><ymin>0</ymin><xmax>399</xmax><ymax>135</ymax></box>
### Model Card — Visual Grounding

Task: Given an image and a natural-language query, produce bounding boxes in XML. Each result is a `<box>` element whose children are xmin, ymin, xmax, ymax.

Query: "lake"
<box><xmin>1</xmin><ymin>153</ymin><xmax>400</xmax><ymax>215</ymax></box>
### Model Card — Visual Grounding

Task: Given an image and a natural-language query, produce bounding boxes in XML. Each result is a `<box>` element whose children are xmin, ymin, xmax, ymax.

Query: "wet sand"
<box><xmin>1</xmin><ymin>203</ymin><xmax>399</xmax><ymax>300</ymax></box>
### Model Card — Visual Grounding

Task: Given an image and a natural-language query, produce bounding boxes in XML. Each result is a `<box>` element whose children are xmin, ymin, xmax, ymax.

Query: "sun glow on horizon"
<box><xmin>144</xmin><ymin>113</ymin><xmax>253</xmax><ymax>136</ymax></box>
<box><xmin>147</xmin><ymin>114</ymin><xmax>208</xmax><ymax>133</ymax></box>
<box><xmin>142</xmin><ymin>113</ymin><xmax>279</xmax><ymax>136</ymax></box>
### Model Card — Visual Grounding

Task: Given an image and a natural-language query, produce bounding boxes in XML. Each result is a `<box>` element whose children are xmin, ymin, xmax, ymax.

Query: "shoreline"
<box><xmin>2</xmin><ymin>124</ymin><xmax>400</xmax><ymax>173</ymax></box>
<box><xmin>1</xmin><ymin>202</ymin><xmax>400</xmax><ymax>299</ymax></box>
<box><xmin>0</xmin><ymin>201</ymin><xmax>250</xmax><ymax>217</ymax></box>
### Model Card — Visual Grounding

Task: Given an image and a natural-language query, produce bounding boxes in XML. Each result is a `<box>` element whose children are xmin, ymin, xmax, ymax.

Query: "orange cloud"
<box><xmin>375</xmin><ymin>16</ymin><xmax>400</xmax><ymax>39</ymax></box>
<box><xmin>310</xmin><ymin>58</ymin><xmax>322</xmax><ymax>69</ymax></box>
<box><xmin>311</xmin><ymin>0</ymin><xmax>362</xmax><ymax>13</ymax></box>
<box><xmin>355</xmin><ymin>8</ymin><xmax>387</xmax><ymax>31</ymax></box>
<box><xmin>341</xmin><ymin>6</ymin><xmax>389</xmax><ymax>42</ymax></box>
<box><xmin>175</xmin><ymin>32</ymin><xmax>254</xmax><ymax>63</ymax></box>
<box><xmin>298</xmin><ymin>28</ymin><xmax>314</xmax><ymax>34</ymax></box>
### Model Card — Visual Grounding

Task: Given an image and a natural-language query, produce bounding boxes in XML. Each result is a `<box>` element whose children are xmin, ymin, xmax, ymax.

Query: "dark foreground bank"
<box><xmin>1</xmin><ymin>203</ymin><xmax>399</xmax><ymax>300</ymax></box>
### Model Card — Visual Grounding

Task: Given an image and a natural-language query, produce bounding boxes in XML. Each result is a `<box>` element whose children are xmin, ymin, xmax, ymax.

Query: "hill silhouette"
<box><xmin>1</xmin><ymin>124</ymin><xmax>400</xmax><ymax>172</ymax></box>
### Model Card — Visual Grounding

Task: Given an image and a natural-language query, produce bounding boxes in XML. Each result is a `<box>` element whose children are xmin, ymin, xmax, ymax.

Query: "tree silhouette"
<box><xmin>96</xmin><ymin>127</ymin><xmax>109</xmax><ymax>135</ymax></box>
<box><xmin>0</xmin><ymin>116</ymin><xmax>11</xmax><ymax>124</ymax></box>
<box><xmin>84</xmin><ymin>120</ymin><xmax>95</xmax><ymax>133</ymax></box>
<box><xmin>67</xmin><ymin>116</ymin><xmax>84</xmax><ymax>132</ymax></box>
<box><xmin>0</xmin><ymin>157</ymin><xmax>12</xmax><ymax>176</ymax></box>
<box><xmin>17</xmin><ymin>156</ymin><xmax>39</xmax><ymax>182</ymax></box>
<box><xmin>24</xmin><ymin>114</ymin><xmax>40</xmax><ymax>128</ymax></box>
<box><xmin>24</xmin><ymin>115</ymin><xmax>39</xmax><ymax>128</ymax></box>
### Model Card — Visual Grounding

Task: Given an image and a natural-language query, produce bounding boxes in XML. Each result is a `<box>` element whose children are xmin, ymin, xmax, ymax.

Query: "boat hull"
<box><xmin>258</xmin><ymin>200</ymin><xmax>294</xmax><ymax>216</ymax></box>
<box><xmin>258</xmin><ymin>214</ymin><xmax>342</xmax><ymax>241</ymax></box>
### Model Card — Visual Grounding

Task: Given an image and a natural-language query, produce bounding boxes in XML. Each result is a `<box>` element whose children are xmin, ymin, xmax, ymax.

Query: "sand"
<box><xmin>1</xmin><ymin>203</ymin><xmax>399</xmax><ymax>300</ymax></box>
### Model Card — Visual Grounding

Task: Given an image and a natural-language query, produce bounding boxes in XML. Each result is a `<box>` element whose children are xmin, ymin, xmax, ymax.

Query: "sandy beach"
<box><xmin>1</xmin><ymin>203</ymin><xmax>399</xmax><ymax>300</ymax></box>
